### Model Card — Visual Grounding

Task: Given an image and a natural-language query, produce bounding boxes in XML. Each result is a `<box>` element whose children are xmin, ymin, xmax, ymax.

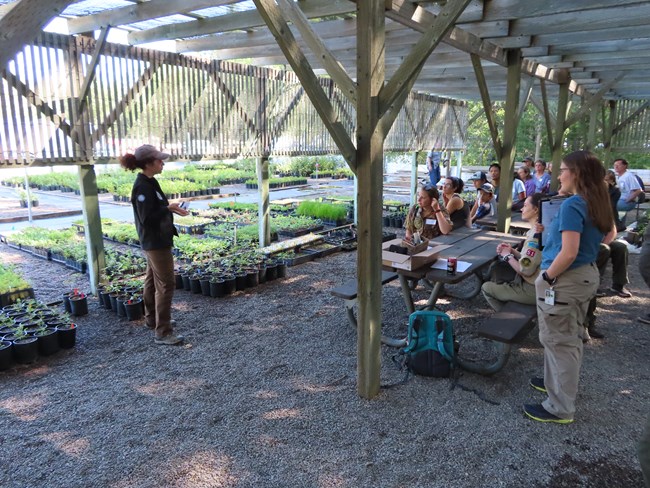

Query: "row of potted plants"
<box><xmin>0</xmin><ymin>263</ymin><xmax>34</xmax><ymax>307</ymax></box>
<box><xmin>0</xmin><ymin>298</ymin><xmax>77</xmax><ymax>370</ymax></box>
<box><xmin>97</xmin><ymin>280</ymin><xmax>144</xmax><ymax>321</ymax></box>
<box><xmin>244</xmin><ymin>176</ymin><xmax>308</xmax><ymax>189</ymax></box>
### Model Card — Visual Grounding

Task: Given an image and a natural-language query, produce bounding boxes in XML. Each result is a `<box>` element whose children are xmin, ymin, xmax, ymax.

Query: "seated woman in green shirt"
<box><xmin>404</xmin><ymin>183</ymin><xmax>452</xmax><ymax>241</ymax></box>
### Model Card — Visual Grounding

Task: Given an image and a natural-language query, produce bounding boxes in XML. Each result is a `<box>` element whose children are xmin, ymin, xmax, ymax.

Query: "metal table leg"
<box><xmin>344</xmin><ymin>301</ymin><xmax>406</xmax><ymax>348</ymax></box>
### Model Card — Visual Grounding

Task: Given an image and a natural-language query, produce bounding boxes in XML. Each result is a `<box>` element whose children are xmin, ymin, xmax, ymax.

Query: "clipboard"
<box><xmin>539</xmin><ymin>196</ymin><xmax>568</xmax><ymax>248</ymax></box>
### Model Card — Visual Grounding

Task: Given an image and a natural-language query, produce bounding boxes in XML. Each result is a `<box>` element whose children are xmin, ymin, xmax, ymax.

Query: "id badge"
<box><xmin>544</xmin><ymin>288</ymin><xmax>555</xmax><ymax>306</ymax></box>
<box><xmin>425</xmin><ymin>218</ymin><xmax>437</xmax><ymax>225</ymax></box>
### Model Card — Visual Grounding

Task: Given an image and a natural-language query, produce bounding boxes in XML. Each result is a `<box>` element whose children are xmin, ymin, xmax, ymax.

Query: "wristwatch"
<box><xmin>542</xmin><ymin>271</ymin><xmax>558</xmax><ymax>286</ymax></box>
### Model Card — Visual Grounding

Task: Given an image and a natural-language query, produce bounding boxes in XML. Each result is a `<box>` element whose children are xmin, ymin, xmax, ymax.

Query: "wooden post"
<box><xmin>257</xmin><ymin>155</ymin><xmax>271</xmax><ymax>246</ymax></box>
<box><xmin>550</xmin><ymin>78</ymin><xmax>570</xmax><ymax>193</ymax></box>
<box><xmin>603</xmin><ymin>100</ymin><xmax>617</xmax><ymax>166</ymax></box>
<box><xmin>78</xmin><ymin>164</ymin><xmax>105</xmax><ymax>295</ymax></box>
<box><xmin>496</xmin><ymin>49</ymin><xmax>521</xmax><ymax>233</ymax></box>
<box><xmin>587</xmin><ymin>107</ymin><xmax>598</xmax><ymax>152</ymax></box>
<box><xmin>356</xmin><ymin>0</ymin><xmax>385</xmax><ymax>399</ymax></box>
<box><xmin>410</xmin><ymin>150</ymin><xmax>418</xmax><ymax>206</ymax></box>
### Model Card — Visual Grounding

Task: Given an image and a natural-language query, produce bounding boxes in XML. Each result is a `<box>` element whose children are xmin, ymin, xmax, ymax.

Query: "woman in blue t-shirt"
<box><xmin>524</xmin><ymin>151</ymin><xmax>612</xmax><ymax>424</ymax></box>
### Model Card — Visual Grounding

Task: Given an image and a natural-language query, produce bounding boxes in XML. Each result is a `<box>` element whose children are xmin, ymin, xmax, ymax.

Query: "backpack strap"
<box><xmin>435</xmin><ymin>317</ymin><xmax>454</xmax><ymax>362</ymax></box>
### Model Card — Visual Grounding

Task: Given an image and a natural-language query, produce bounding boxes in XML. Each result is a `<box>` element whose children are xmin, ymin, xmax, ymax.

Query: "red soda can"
<box><xmin>447</xmin><ymin>257</ymin><xmax>457</xmax><ymax>275</ymax></box>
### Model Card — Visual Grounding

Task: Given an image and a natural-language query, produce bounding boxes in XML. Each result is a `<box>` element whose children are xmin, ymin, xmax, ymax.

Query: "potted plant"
<box><xmin>68</xmin><ymin>289</ymin><xmax>88</xmax><ymax>317</ymax></box>
<box><xmin>55</xmin><ymin>318</ymin><xmax>77</xmax><ymax>349</ymax></box>
<box><xmin>0</xmin><ymin>341</ymin><xmax>13</xmax><ymax>370</ymax></box>
<box><xmin>33</xmin><ymin>325</ymin><xmax>59</xmax><ymax>356</ymax></box>
<box><xmin>18</xmin><ymin>189</ymin><xmax>39</xmax><ymax>208</ymax></box>
<box><xmin>11</xmin><ymin>327</ymin><xmax>38</xmax><ymax>364</ymax></box>
<box><xmin>123</xmin><ymin>296</ymin><xmax>143</xmax><ymax>321</ymax></box>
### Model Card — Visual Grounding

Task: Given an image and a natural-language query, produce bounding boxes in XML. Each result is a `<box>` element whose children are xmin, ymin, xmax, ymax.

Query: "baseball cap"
<box><xmin>134</xmin><ymin>144</ymin><xmax>170</xmax><ymax>161</ymax></box>
<box><xmin>467</xmin><ymin>171</ymin><xmax>487</xmax><ymax>182</ymax></box>
<box><xmin>479</xmin><ymin>183</ymin><xmax>494</xmax><ymax>194</ymax></box>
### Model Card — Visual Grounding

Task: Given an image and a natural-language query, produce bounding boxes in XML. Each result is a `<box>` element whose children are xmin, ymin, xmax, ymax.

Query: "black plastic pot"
<box><xmin>190</xmin><ymin>276</ymin><xmax>203</xmax><ymax>294</ymax></box>
<box><xmin>235</xmin><ymin>273</ymin><xmax>248</xmax><ymax>291</ymax></box>
<box><xmin>209</xmin><ymin>279</ymin><xmax>225</xmax><ymax>298</ymax></box>
<box><xmin>100</xmin><ymin>291</ymin><xmax>112</xmax><ymax>309</ymax></box>
<box><xmin>0</xmin><ymin>341</ymin><xmax>13</xmax><ymax>370</ymax></box>
<box><xmin>56</xmin><ymin>324</ymin><xmax>77</xmax><ymax>349</ymax></box>
<box><xmin>124</xmin><ymin>300</ymin><xmax>143</xmax><ymax>321</ymax></box>
<box><xmin>116</xmin><ymin>296</ymin><xmax>127</xmax><ymax>318</ymax></box>
<box><xmin>277</xmin><ymin>261</ymin><xmax>287</xmax><ymax>279</ymax></box>
<box><xmin>35</xmin><ymin>328</ymin><xmax>59</xmax><ymax>356</ymax></box>
<box><xmin>62</xmin><ymin>292</ymin><xmax>73</xmax><ymax>313</ymax></box>
<box><xmin>258</xmin><ymin>266</ymin><xmax>267</xmax><ymax>284</ymax></box>
<box><xmin>12</xmin><ymin>337</ymin><xmax>38</xmax><ymax>364</ymax></box>
<box><xmin>246</xmin><ymin>270</ymin><xmax>259</xmax><ymax>288</ymax></box>
<box><xmin>175</xmin><ymin>273</ymin><xmax>184</xmax><ymax>289</ymax></box>
<box><xmin>266</xmin><ymin>264</ymin><xmax>278</xmax><ymax>281</ymax></box>
<box><xmin>109</xmin><ymin>293</ymin><xmax>120</xmax><ymax>312</ymax></box>
<box><xmin>200</xmin><ymin>279</ymin><xmax>211</xmax><ymax>297</ymax></box>
<box><xmin>69</xmin><ymin>296</ymin><xmax>88</xmax><ymax>317</ymax></box>
<box><xmin>181</xmin><ymin>275</ymin><xmax>192</xmax><ymax>291</ymax></box>
<box><xmin>223</xmin><ymin>276</ymin><xmax>237</xmax><ymax>295</ymax></box>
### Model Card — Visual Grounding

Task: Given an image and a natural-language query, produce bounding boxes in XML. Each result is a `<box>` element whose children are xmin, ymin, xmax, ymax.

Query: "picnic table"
<box><xmin>474</xmin><ymin>212</ymin><xmax>532</xmax><ymax>235</ymax></box>
<box><xmin>384</xmin><ymin>227</ymin><xmax>525</xmax><ymax>314</ymax></box>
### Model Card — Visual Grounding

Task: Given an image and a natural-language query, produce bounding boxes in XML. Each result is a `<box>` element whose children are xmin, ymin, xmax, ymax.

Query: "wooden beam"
<box><xmin>129</xmin><ymin>0</ymin><xmax>356</xmax><ymax>45</ymax></box>
<box><xmin>538</xmin><ymin>80</ymin><xmax>555</xmax><ymax>151</ymax></box>
<box><xmin>586</xmin><ymin>106</ymin><xmax>598</xmax><ymax>151</ymax></box>
<box><xmin>496</xmin><ymin>49</ymin><xmax>522</xmax><ymax>234</ymax></box>
<box><xmin>257</xmin><ymin>155</ymin><xmax>271</xmax><ymax>246</ymax></box>
<box><xmin>76</xmin><ymin>28</ymin><xmax>110</xmax><ymax>115</ymax></box>
<box><xmin>67</xmin><ymin>0</ymin><xmax>241</xmax><ymax>34</ymax></box>
<box><xmin>612</xmin><ymin>100</ymin><xmax>650</xmax><ymax>137</ymax></box>
<box><xmin>0</xmin><ymin>0</ymin><xmax>76</xmax><ymax>71</ymax></box>
<box><xmin>483</xmin><ymin>0</ymin><xmax>644</xmax><ymax>20</ymax></box>
<box><xmin>470</xmin><ymin>53</ymin><xmax>501</xmax><ymax>160</ymax></box>
<box><xmin>378</xmin><ymin>0</ymin><xmax>471</xmax><ymax>118</ymax></box>
<box><xmin>252</xmin><ymin>0</ymin><xmax>356</xmax><ymax>168</ymax></box>
<box><xmin>550</xmin><ymin>80</ymin><xmax>570</xmax><ymax>193</ymax></box>
<box><xmin>564</xmin><ymin>74</ymin><xmax>624</xmax><ymax>129</ymax></box>
<box><xmin>355</xmin><ymin>0</ymin><xmax>385</xmax><ymax>400</ymax></box>
<box><xmin>275</xmin><ymin>0</ymin><xmax>357</xmax><ymax>103</ymax></box>
<box><xmin>516</xmin><ymin>76</ymin><xmax>535</xmax><ymax>122</ymax></box>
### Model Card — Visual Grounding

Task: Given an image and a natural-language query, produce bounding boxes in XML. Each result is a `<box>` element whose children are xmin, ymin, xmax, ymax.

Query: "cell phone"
<box><xmin>180</xmin><ymin>201</ymin><xmax>190</xmax><ymax>210</ymax></box>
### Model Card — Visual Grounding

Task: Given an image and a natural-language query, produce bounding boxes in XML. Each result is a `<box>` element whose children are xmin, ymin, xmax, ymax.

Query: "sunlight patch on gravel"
<box><xmin>133</xmin><ymin>378</ymin><xmax>208</xmax><ymax>397</ymax></box>
<box><xmin>40</xmin><ymin>431</ymin><xmax>90</xmax><ymax>457</ymax></box>
<box><xmin>262</xmin><ymin>408</ymin><xmax>302</xmax><ymax>420</ymax></box>
<box><xmin>0</xmin><ymin>393</ymin><xmax>47</xmax><ymax>421</ymax></box>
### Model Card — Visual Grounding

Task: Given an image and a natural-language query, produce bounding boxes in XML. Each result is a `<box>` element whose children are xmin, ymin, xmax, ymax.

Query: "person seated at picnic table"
<box><xmin>605</xmin><ymin>170</ymin><xmax>626</xmax><ymax>232</ymax></box>
<box><xmin>518</xmin><ymin>165</ymin><xmax>536</xmax><ymax>197</ymax></box>
<box><xmin>489</xmin><ymin>163</ymin><xmax>526</xmax><ymax>210</ymax></box>
<box><xmin>404</xmin><ymin>183</ymin><xmax>452</xmax><ymax>241</ymax></box>
<box><xmin>467</xmin><ymin>170</ymin><xmax>488</xmax><ymax>192</ymax></box>
<box><xmin>533</xmin><ymin>159</ymin><xmax>551</xmax><ymax>194</ymax></box>
<box><xmin>470</xmin><ymin>183</ymin><xmax>495</xmax><ymax>223</ymax></box>
<box><xmin>441</xmin><ymin>176</ymin><xmax>471</xmax><ymax>229</ymax></box>
<box><xmin>481</xmin><ymin>193</ymin><xmax>544</xmax><ymax>311</ymax></box>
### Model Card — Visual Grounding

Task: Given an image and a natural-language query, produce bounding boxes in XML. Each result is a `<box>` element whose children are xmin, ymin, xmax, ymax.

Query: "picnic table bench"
<box><xmin>330</xmin><ymin>270</ymin><xmax>406</xmax><ymax>347</ymax></box>
<box><xmin>457</xmin><ymin>301</ymin><xmax>537</xmax><ymax>375</ymax></box>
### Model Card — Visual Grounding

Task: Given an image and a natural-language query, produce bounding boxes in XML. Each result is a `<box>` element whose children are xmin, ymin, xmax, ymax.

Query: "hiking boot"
<box><xmin>523</xmin><ymin>404</ymin><xmax>573</xmax><ymax>424</ymax></box>
<box><xmin>587</xmin><ymin>326</ymin><xmax>605</xmax><ymax>339</ymax></box>
<box><xmin>529</xmin><ymin>377</ymin><xmax>546</xmax><ymax>393</ymax></box>
<box><xmin>154</xmin><ymin>334</ymin><xmax>184</xmax><ymax>345</ymax></box>
<box><xmin>610</xmin><ymin>285</ymin><xmax>632</xmax><ymax>298</ymax></box>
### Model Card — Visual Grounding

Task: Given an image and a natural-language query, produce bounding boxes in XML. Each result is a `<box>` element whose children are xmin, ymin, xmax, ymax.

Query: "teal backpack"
<box><xmin>402</xmin><ymin>310</ymin><xmax>455</xmax><ymax>377</ymax></box>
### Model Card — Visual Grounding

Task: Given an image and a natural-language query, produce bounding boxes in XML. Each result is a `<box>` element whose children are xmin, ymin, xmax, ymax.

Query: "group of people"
<box><xmin>478</xmin><ymin>151</ymin><xmax>640</xmax><ymax>425</ymax></box>
<box><xmin>416</xmin><ymin>149</ymin><xmax>643</xmax><ymax>425</ymax></box>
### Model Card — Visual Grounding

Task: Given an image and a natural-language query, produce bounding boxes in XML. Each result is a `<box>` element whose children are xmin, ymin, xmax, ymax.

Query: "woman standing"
<box><xmin>442</xmin><ymin>177</ymin><xmax>470</xmax><ymax>229</ymax></box>
<box><xmin>525</xmin><ymin>151</ymin><xmax>611</xmax><ymax>424</ymax></box>
<box><xmin>120</xmin><ymin>145</ymin><xmax>189</xmax><ymax>345</ymax></box>
<box><xmin>533</xmin><ymin>160</ymin><xmax>551</xmax><ymax>193</ymax></box>
<box><xmin>405</xmin><ymin>184</ymin><xmax>452</xmax><ymax>241</ymax></box>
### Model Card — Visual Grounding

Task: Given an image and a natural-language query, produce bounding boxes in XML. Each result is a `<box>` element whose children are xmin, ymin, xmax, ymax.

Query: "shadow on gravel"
<box><xmin>536</xmin><ymin>453</ymin><xmax>643</xmax><ymax>487</ymax></box>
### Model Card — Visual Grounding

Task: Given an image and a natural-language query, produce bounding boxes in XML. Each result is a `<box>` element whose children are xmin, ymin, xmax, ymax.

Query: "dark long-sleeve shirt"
<box><xmin>130</xmin><ymin>173</ymin><xmax>177</xmax><ymax>250</ymax></box>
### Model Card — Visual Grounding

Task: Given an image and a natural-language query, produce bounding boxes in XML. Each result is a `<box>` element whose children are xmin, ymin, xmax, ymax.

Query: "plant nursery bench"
<box><xmin>457</xmin><ymin>301</ymin><xmax>537</xmax><ymax>376</ymax></box>
<box><xmin>330</xmin><ymin>270</ymin><xmax>406</xmax><ymax>347</ymax></box>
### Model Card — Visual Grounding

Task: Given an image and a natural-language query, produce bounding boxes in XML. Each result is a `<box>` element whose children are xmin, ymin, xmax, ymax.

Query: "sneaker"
<box><xmin>523</xmin><ymin>404</ymin><xmax>573</xmax><ymax>424</ymax></box>
<box><xmin>154</xmin><ymin>334</ymin><xmax>184</xmax><ymax>345</ymax></box>
<box><xmin>529</xmin><ymin>377</ymin><xmax>546</xmax><ymax>393</ymax></box>
<box><xmin>610</xmin><ymin>285</ymin><xmax>632</xmax><ymax>298</ymax></box>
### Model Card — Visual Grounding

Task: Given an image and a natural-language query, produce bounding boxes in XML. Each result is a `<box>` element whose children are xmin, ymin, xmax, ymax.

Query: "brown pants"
<box><xmin>143</xmin><ymin>248</ymin><xmax>175</xmax><ymax>338</ymax></box>
<box><xmin>535</xmin><ymin>263</ymin><xmax>599</xmax><ymax>420</ymax></box>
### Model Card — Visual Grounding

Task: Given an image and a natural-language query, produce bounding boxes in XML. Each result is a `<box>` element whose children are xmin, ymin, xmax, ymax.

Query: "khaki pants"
<box><xmin>535</xmin><ymin>263</ymin><xmax>599</xmax><ymax>420</ymax></box>
<box><xmin>481</xmin><ymin>276</ymin><xmax>536</xmax><ymax>311</ymax></box>
<box><xmin>143</xmin><ymin>248</ymin><xmax>176</xmax><ymax>338</ymax></box>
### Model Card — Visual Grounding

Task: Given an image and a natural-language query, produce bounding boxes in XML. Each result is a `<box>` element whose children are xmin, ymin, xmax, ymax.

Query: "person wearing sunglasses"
<box><xmin>404</xmin><ymin>183</ymin><xmax>452</xmax><ymax>241</ymax></box>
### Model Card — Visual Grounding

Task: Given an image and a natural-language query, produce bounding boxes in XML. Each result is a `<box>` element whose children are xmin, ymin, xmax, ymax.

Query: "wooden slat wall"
<box><xmin>612</xmin><ymin>99</ymin><xmax>650</xmax><ymax>152</ymax></box>
<box><xmin>0</xmin><ymin>32</ymin><xmax>468</xmax><ymax>167</ymax></box>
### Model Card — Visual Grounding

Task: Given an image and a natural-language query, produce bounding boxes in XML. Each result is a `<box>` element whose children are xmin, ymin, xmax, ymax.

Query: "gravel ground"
<box><xmin>0</xmin><ymin>242</ymin><xmax>648</xmax><ymax>488</ymax></box>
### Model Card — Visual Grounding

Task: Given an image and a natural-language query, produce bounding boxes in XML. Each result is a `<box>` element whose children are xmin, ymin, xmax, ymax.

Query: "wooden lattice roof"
<box><xmin>21</xmin><ymin>0</ymin><xmax>647</xmax><ymax>101</ymax></box>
